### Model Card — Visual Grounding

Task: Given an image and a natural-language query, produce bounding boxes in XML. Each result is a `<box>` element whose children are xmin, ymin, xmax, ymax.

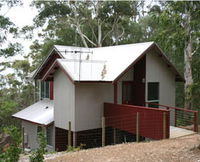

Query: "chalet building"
<box><xmin>13</xmin><ymin>42</ymin><xmax>184</xmax><ymax>151</ymax></box>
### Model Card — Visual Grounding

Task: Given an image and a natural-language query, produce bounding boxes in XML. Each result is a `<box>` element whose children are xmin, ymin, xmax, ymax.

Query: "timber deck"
<box><xmin>170</xmin><ymin>126</ymin><xmax>196</xmax><ymax>138</ymax></box>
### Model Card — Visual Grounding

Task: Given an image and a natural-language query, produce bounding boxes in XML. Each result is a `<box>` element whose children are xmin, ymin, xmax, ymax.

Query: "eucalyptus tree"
<box><xmin>142</xmin><ymin>1</ymin><xmax>200</xmax><ymax>109</ymax></box>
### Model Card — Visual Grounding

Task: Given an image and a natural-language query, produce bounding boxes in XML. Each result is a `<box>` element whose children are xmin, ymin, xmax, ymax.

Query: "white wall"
<box><xmin>54</xmin><ymin>70</ymin><xmax>75</xmax><ymax>131</ymax></box>
<box><xmin>22</xmin><ymin>121</ymin><xmax>38</xmax><ymax>150</ymax></box>
<box><xmin>75</xmin><ymin>83</ymin><xmax>114</xmax><ymax>131</ymax></box>
<box><xmin>146</xmin><ymin>52</ymin><xmax>176</xmax><ymax>125</ymax></box>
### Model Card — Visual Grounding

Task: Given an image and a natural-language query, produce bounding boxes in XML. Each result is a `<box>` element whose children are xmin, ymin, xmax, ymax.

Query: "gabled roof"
<box><xmin>12</xmin><ymin>99</ymin><xmax>54</xmax><ymax>126</ymax></box>
<box><xmin>34</xmin><ymin>42</ymin><xmax>184</xmax><ymax>82</ymax></box>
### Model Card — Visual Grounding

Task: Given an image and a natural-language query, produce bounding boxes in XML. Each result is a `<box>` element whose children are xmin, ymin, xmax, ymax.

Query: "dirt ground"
<box><xmin>45</xmin><ymin>134</ymin><xmax>200</xmax><ymax>162</ymax></box>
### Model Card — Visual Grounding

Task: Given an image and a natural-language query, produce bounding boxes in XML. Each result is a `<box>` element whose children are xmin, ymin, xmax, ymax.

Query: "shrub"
<box><xmin>0</xmin><ymin>126</ymin><xmax>21</xmax><ymax>162</ymax></box>
<box><xmin>29</xmin><ymin>129</ymin><xmax>47</xmax><ymax>162</ymax></box>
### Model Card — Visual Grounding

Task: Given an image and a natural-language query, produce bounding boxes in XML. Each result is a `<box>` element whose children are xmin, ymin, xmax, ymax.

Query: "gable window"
<box><xmin>147</xmin><ymin>82</ymin><xmax>159</xmax><ymax>108</ymax></box>
<box><xmin>41</xmin><ymin>81</ymin><xmax>50</xmax><ymax>99</ymax></box>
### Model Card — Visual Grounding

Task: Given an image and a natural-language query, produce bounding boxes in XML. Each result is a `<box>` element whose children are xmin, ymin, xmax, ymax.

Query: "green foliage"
<box><xmin>0</xmin><ymin>126</ymin><xmax>21</xmax><ymax>162</ymax></box>
<box><xmin>0</xmin><ymin>100</ymin><xmax>18</xmax><ymax>131</ymax></box>
<box><xmin>29</xmin><ymin>130</ymin><xmax>47</xmax><ymax>162</ymax></box>
<box><xmin>66</xmin><ymin>144</ymin><xmax>85</xmax><ymax>152</ymax></box>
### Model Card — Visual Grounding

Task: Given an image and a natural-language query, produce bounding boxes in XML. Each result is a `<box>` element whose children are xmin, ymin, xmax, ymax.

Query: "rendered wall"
<box><xmin>54</xmin><ymin>70</ymin><xmax>75</xmax><ymax>131</ymax></box>
<box><xmin>75</xmin><ymin>83</ymin><xmax>114</xmax><ymax>131</ymax></box>
<box><xmin>146</xmin><ymin>52</ymin><xmax>176</xmax><ymax>125</ymax></box>
<box><xmin>22</xmin><ymin>121</ymin><xmax>38</xmax><ymax>149</ymax></box>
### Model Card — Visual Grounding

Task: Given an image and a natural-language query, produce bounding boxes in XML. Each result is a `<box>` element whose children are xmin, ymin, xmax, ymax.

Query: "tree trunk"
<box><xmin>184</xmin><ymin>7</ymin><xmax>193</xmax><ymax>110</ymax></box>
<box><xmin>97</xmin><ymin>20</ymin><xmax>102</xmax><ymax>47</ymax></box>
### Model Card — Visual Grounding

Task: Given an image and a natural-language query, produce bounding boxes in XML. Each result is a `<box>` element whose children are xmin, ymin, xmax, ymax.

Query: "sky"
<box><xmin>3</xmin><ymin>1</ymin><xmax>38</xmax><ymax>54</ymax></box>
<box><xmin>0</xmin><ymin>1</ymin><xmax>38</xmax><ymax>74</ymax></box>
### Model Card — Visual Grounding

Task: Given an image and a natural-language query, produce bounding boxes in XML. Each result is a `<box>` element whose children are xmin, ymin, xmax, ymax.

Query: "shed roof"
<box><xmin>12</xmin><ymin>99</ymin><xmax>54</xmax><ymax>126</ymax></box>
<box><xmin>41</xmin><ymin>42</ymin><xmax>184</xmax><ymax>82</ymax></box>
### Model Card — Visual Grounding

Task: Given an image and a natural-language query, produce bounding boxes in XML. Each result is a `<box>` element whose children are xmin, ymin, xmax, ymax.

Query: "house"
<box><xmin>12</xmin><ymin>42</ymin><xmax>184</xmax><ymax>151</ymax></box>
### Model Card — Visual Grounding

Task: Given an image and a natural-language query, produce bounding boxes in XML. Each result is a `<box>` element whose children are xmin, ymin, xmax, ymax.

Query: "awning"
<box><xmin>12</xmin><ymin>99</ymin><xmax>54</xmax><ymax>126</ymax></box>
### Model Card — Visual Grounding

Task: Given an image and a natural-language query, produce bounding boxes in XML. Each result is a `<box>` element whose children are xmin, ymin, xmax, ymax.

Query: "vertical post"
<box><xmin>194</xmin><ymin>112</ymin><xmax>198</xmax><ymax>132</ymax></box>
<box><xmin>136</xmin><ymin>112</ymin><xmax>139</xmax><ymax>142</ymax></box>
<box><xmin>68</xmin><ymin>121</ymin><xmax>71</xmax><ymax>147</ymax></box>
<box><xmin>113</xmin><ymin>128</ymin><xmax>116</xmax><ymax>144</ymax></box>
<box><xmin>102</xmin><ymin>116</ymin><xmax>105</xmax><ymax>147</ymax></box>
<box><xmin>22</xmin><ymin>127</ymin><xmax>24</xmax><ymax>152</ymax></box>
<box><xmin>174</xmin><ymin>109</ymin><xmax>177</xmax><ymax>127</ymax></box>
<box><xmin>163</xmin><ymin>112</ymin><xmax>166</xmax><ymax>139</ymax></box>
<box><xmin>73</xmin><ymin>132</ymin><xmax>76</xmax><ymax>147</ymax></box>
<box><xmin>114</xmin><ymin>83</ymin><xmax>118</xmax><ymax>104</ymax></box>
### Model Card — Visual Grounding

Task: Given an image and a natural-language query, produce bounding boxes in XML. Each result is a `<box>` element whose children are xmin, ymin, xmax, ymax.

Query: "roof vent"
<box><xmin>45</xmin><ymin>106</ymin><xmax>49</xmax><ymax>109</ymax></box>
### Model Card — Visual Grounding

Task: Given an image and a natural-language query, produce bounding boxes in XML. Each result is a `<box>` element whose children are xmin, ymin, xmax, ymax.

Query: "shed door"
<box><xmin>122</xmin><ymin>81</ymin><xmax>145</xmax><ymax>106</ymax></box>
<box><xmin>122</xmin><ymin>81</ymin><xmax>134</xmax><ymax>104</ymax></box>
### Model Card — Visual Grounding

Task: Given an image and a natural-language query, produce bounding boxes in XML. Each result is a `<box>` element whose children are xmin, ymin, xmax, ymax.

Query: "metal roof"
<box><xmin>12</xmin><ymin>99</ymin><xmax>54</xmax><ymax>125</ymax></box>
<box><xmin>51</xmin><ymin>42</ymin><xmax>154</xmax><ymax>81</ymax></box>
<box><xmin>35</xmin><ymin>41</ymin><xmax>184</xmax><ymax>82</ymax></box>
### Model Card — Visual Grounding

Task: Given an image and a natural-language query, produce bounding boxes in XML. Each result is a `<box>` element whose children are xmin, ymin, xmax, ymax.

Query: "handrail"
<box><xmin>145</xmin><ymin>102</ymin><xmax>198</xmax><ymax>132</ymax></box>
<box><xmin>145</xmin><ymin>102</ymin><xmax>198</xmax><ymax>113</ymax></box>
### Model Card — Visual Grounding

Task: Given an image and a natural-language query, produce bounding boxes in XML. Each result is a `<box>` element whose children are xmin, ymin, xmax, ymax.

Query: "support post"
<box><xmin>22</xmin><ymin>127</ymin><xmax>24</xmax><ymax>152</ymax></box>
<box><xmin>102</xmin><ymin>117</ymin><xmax>105</xmax><ymax>147</ymax></box>
<box><xmin>73</xmin><ymin>132</ymin><xmax>76</xmax><ymax>147</ymax></box>
<box><xmin>163</xmin><ymin>112</ymin><xmax>166</xmax><ymax>139</ymax></box>
<box><xmin>194</xmin><ymin>112</ymin><xmax>198</xmax><ymax>132</ymax></box>
<box><xmin>114</xmin><ymin>83</ymin><xmax>118</xmax><ymax>104</ymax></box>
<box><xmin>174</xmin><ymin>109</ymin><xmax>177</xmax><ymax>127</ymax></box>
<box><xmin>136</xmin><ymin>112</ymin><xmax>139</xmax><ymax>142</ymax></box>
<box><xmin>68</xmin><ymin>121</ymin><xmax>71</xmax><ymax>147</ymax></box>
<box><xmin>113</xmin><ymin>128</ymin><xmax>116</xmax><ymax>144</ymax></box>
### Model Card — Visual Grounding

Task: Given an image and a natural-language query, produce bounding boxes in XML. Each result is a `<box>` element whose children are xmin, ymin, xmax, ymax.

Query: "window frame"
<box><xmin>147</xmin><ymin>82</ymin><xmax>159</xmax><ymax>108</ymax></box>
<box><xmin>40</xmin><ymin>81</ymin><xmax>50</xmax><ymax>99</ymax></box>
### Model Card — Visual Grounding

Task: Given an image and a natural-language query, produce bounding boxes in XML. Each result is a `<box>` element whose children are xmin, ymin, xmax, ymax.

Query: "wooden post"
<box><xmin>102</xmin><ymin>117</ymin><xmax>105</xmax><ymax>147</ymax></box>
<box><xmin>114</xmin><ymin>83</ymin><xmax>118</xmax><ymax>104</ymax></box>
<box><xmin>136</xmin><ymin>112</ymin><xmax>139</xmax><ymax>142</ymax></box>
<box><xmin>113</xmin><ymin>128</ymin><xmax>116</xmax><ymax>144</ymax></box>
<box><xmin>73</xmin><ymin>132</ymin><xmax>76</xmax><ymax>147</ymax></box>
<box><xmin>174</xmin><ymin>109</ymin><xmax>177</xmax><ymax>127</ymax></box>
<box><xmin>22</xmin><ymin>127</ymin><xmax>24</xmax><ymax>152</ymax></box>
<box><xmin>163</xmin><ymin>112</ymin><xmax>166</xmax><ymax>139</ymax></box>
<box><xmin>68</xmin><ymin>121</ymin><xmax>71</xmax><ymax>147</ymax></box>
<box><xmin>194</xmin><ymin>112</ymin><xmax>198</xmax><ymax>132</ymax></box>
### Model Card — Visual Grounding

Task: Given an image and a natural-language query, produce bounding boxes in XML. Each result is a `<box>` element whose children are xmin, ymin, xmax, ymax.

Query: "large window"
<box><xmin>41</xmin><ymin>81</ymin><xmax>50</xmax><ymax>99</ymax></box>
<box><xmin>147</xmin><ymin>82</ymin><xmax>159</xmax><ymax>108</ymax></box>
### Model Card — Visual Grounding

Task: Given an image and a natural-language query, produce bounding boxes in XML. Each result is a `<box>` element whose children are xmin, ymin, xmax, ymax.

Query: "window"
<box><xmin>40</xmin><ymin>81</ymin><xmax>50</xmax><ymax>99</ymax></box>
<box><xmin>47</xmin><ymin>125</ymin><xmax>53</xmax><ymax>146</ymax></box>
<box><xmin>37</xmin><ymin>126</ymin><xmax>43</xmax><ymax>134</ymax></box>
<box><xmin>147</xmin><ymin>82</ymin><xmax>159</xmax><ymax>108</ymax></box>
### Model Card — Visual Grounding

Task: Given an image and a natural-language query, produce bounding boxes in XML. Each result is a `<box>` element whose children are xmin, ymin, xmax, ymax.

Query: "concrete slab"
<box><xmin>170</xmin><ymin>126</ymin><xmax>196</xmax><ymax>138</ymax></box>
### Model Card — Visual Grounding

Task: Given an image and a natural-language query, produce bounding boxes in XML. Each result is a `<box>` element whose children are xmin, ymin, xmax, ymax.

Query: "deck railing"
<box><xmin>145</xmin><ymin>102</ymin><xmax>198</xmax><ymax>133</ymax></box>
<box><xmin>104</xmin><ymin>103</ymin><xmax>170</xmax><ymax>140</ymax></box>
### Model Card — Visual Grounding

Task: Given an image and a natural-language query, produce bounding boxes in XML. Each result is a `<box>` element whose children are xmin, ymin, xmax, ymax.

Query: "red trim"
<box><xmin>50</xmin><ymin>81</ymin><xmax>54</xmax><ymax>100</ymax></box>
<box><xmin>38</xmin><ymin>52</ymin><xmax>61</xmax><ymax>79</ymax></box>
<box><xmin>114</xmin><ymin>83</ymin><xmax>118</xmax><ymax>104</ymax></box>
<box><xmin>113</xmin><ymin>43</ymin><xmax>153</xmax><ymax>83</ymax></box>
<box><xmin>42</xmin><ymin>60</ymin><xmax>74</xmax><ymax>84</ymax></box>
<box><xmin>12</xmin><ymin>116</ymin><xmax>53</xmax><ymax>127</ymax></box>
<box><xmin>145</xmin><ymin>102</ymin><xmax>198</xmax><ymax>113</ymax></box>
<box><xmin>75</xmin><ymin>81</ymin><xmax>112</xmax><ymax>83</ymax></box>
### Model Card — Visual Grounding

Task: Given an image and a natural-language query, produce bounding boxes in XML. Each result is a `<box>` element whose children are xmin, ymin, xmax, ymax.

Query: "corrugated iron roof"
<box><xmin>52</xmin><ymin>42</ymin><xmax>154</xmax><ymax>81</ymax></box>
<box><xmin>12</xmin><ymin>99</ymin><xmax>54</xmax><ymax>125</ymax></box>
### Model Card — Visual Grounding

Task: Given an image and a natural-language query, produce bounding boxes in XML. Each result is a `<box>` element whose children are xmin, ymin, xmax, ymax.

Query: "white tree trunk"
<box><xmin>184</xmin><ymin>7</ymin><xmax>193</xmax><ymax>109</ymax></box>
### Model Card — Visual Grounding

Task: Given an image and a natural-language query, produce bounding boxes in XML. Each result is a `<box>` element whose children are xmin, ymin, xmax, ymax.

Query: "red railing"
<box><xmin>145</xmin><ymin>102</ymin><xmax>199</xmax><ymax>132</ymax></box>
<box><xmin>104</xmin><ymin>103</ymin><xmax>170</xmax><ymax>140</ymax></box>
